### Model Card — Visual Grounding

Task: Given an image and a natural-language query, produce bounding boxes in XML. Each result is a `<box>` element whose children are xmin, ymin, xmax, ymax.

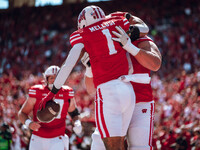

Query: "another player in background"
<box><xmin>40</xmin><ymin>5</ymin><xmax>137</xmax><ymax>150</ymax></box>
<box><xmin>83</xmin><ymin>12</ymin><xmax>162</xmax><ymax>150</ymax></box>
<box><xmin>18</xmin><ymin>65</ymin><xmax>82</xmax><ymax>150</ymax></box>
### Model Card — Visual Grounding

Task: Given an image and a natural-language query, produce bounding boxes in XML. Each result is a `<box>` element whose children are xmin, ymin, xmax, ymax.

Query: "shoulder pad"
<box><xmin>61</xmin><ymin>85</ymin><xmax>73</xmax><ymax>91</ymax></box>
<box><xmin>61</xmin><ymin>86</ymin><xmax>74</xmax><ymax>97</ymax></box>
<box><xmin>70</xmin><ymin>30</ymin><xmax>83</xmax><ymax>47</ymax></box>
<box><xmin>30</xmin><ymin>84</ymin><xmax>44</xmax><ymax>90</ymax></box>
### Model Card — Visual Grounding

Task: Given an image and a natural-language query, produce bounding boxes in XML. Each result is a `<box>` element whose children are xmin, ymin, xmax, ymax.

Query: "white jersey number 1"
<box><xmin>102</xmin><ymin>29</ymin><xmax>117</xmax><ymax>55</ymax></box>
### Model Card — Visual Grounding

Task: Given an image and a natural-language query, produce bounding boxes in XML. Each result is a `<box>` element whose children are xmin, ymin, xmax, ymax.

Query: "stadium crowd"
<box><xmin>0</xmin><ymin>0</ymin><xmax>200</xmax><ymax>149</ymax></box>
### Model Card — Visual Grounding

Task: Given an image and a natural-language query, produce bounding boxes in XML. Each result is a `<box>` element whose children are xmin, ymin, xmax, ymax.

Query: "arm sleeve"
<box><xmin>53</xmin><ymin>43</ymin><xmax>84</xmax><ymax>89</ymax></box>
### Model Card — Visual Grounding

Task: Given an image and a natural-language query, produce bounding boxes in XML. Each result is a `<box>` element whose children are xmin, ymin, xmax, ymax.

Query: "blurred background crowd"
<box><xmin>0</xmin><ymin>0</ymin><xmax>200</xmax><ymax>149</ymax></box>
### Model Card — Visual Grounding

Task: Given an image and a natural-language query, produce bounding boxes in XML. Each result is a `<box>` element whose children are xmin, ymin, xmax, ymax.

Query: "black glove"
<box><xmin>127</xmin><ymin>25</ymin><xmax>140</xmax><ymax>42</ymax></box>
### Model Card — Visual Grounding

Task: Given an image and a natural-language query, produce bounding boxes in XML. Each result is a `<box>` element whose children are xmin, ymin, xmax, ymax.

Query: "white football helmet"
<box><xmin>43</xmin><ymin>65</ymin><xmax>60</xmax><ymax>81</ymax></box>
<box><xmin>78</xmin><ymin>5</ymin><xmax>105</xmax><ymax>29</ymax></box>
<box><xmin>43</xmin><ymin>65</ymin><xmax>60</xmax><ymax>90</ymax></box>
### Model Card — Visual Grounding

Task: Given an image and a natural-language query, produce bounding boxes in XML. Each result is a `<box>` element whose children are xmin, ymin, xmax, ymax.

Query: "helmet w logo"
<box><xmin>78</xmin><ymin>10</ymin><xmax>86</xmax><ymax>23</ymax></box>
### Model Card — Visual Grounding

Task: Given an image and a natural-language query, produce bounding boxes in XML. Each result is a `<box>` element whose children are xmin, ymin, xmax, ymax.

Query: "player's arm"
<box><xmin>134</xmin><ymin>40</ymin><xmax>161</xmax><ymax>71</ymax></box>
<box><xmin>40</xmin><ymin>43</ymin><xmax>84</xmax><ymax>109</ymax></box>
<box><xmin>53</xmin><ymin>43</ymin><xmax>84</xmax><ymax>90</ymax></box>
<box><xmin>112</xmin><ymin>26</ymin><xmax>161</xmax><ymax>71</ymax></box>
<box><xmin>18</xmin><ymin>97</ymin><xmax>41</xmax><ymax>131</ymax></box>
<box><xmin>68</xmin><ymin>98</ymin><xmax>82</xmax><ymax>135</ymax></box>
<box><xmin>81</xmin><ymin>52</ymin><xmax>96</xmax><ymax>96</ymax></box>
<box><xmin>68</xmin><ymin>98</ymin><xmax>79</xmax><ymax>121</ymax></box>
<box><xmin>109</xmin><ymin>11</ymin><xmax>149</xmax><ymax>38</ymax></box>
<box><xmin>84</xmin><ymin>76</ymin><xmax>96</xmax><ymax>96</ymax></box>
<box><xmin>127</xmin><ymin>14</ymin><xmax>149</xmax><ymax>37</ymax></box>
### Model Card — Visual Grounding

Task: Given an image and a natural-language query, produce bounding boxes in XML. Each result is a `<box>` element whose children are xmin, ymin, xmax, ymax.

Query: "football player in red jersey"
<box><xmin>112</xmin><ymin>26</ymin><xmax>161</xmax><ymax>150</ymax></box>
<box><xmin>40</xmin><ymin>5</ymin><xmax>137</xmax><ymax>150</ymax></box>
<box><xmin>83</xmin><ymin>13</ymin><xmax>162</xmax><ymax>150</ymax></box>
<box><xmin>18</xmin><ymin>66</ymin><xmax>82</xmax><ymax>150</ymax></box>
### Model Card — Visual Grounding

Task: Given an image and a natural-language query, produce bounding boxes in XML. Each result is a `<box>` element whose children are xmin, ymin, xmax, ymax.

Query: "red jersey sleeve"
<box><xmin>28</xmin><ymin>85</ymin><xmax>42</xmax><ymax>98</ymax></box>
<box><xmin>69</xmin><ymin>30</ymin><xmax>83</xmax><ymax>47</ymax></box>
<box><xmin>122</xmin><ymin>17</ymin><xmax>130</xmax><ymax>32</ymax></box>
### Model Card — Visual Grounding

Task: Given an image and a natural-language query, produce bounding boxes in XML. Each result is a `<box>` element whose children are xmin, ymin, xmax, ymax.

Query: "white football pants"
<box><xmin>29</xmin><ymin>134</ymin><xmax>69</xmax><ymax>150</ymax></box>
<box><xmin>95</xmin><ymin>79</ymin><xmax>135</xmax><ymax>138</ymax></box>
<box><xmin>91</xmin><ymin>101</ymin><xmax>155</xmax><ymax>150</ymax></box>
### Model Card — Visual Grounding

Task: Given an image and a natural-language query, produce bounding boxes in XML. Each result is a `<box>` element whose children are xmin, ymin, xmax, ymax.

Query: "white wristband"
<box><xmin>25</xmin><ymin>119</ymin><xmax>32</xmax><ymax>128</ymax></box>
<box><xmin>74</xmin><ymin>120</ymin><xmax>81</xmax><ymax>126</ymax></box>
<box><xmin>85</xmin><ymin>67</ymin><xmax>93</xmax><ymax>78</ymax></box>
<box><xmin>123</xmin><ymin>41</ymin><xmax>140</xmax><ymax>56</ymax></box>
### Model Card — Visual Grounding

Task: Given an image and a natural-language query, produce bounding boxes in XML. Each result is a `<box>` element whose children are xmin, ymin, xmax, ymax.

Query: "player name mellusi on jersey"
<box><xmin>89</xmin><ymin>20</ymin><xmax>115</xmax><ymax>32</ymax></box>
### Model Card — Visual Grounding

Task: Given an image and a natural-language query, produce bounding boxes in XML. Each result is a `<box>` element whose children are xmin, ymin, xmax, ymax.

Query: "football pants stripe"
<box><xmin>95</xmin><ymin>92</ymin><xmax>104</xmax><ymax>138</ymax></box>
<box><xmin>149</xmin><ymin>102</ymin><xmax>154</xmax><ymax>147</ymax></box>
<box><xmin>98</xmin><ymin>88</ymin><xmax>110</xmax><ymax>138</ymax></box>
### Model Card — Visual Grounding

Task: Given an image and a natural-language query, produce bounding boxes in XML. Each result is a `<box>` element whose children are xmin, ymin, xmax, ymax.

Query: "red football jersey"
<box><xmin>28</xmin><ymin>84</ymin><xmax>74</xmax><ymax>138</ymax></box>
<box><xmin>130</xmin><ymin>36</ymin><xmax>154</xmax><ymax>103</ymax></box>
<box><xmin>70</xmin><ymin>16</ymin><xmax>130</xmax><ymax>87</ymax></box>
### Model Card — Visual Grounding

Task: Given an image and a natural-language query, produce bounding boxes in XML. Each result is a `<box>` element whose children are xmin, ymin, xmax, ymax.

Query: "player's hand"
<box><xmin>81</xmin><ymin>52</ymin><xmax>93</xmax><ymax>77</ymax></box>
<box><xmin>73</xmin><ymin>120</ymin><xmax>82</xmax><ymax>135</ymax></box>
<box><xmin>112</xmin><ymin>26</ymin><xmax>131</xmax><ymax>46</ymax></box>
<box><xmin>81</xmin><ymin>52</ymin><xmax>91</xmax><ymax>68</ymax></box>
<box><xmin>29</xmin><ymin>122</ymin><xmax>41</xmax><ymax>131</ymax></box>
<box><xmin>39</xmin><ymin>91</ymin><xmax>55</xmax><ymax>110</ymax></box>
<box><xmin>112</xmin><ymin>26</ymin><xmax>141</xmax><ymax>56</ymax></box>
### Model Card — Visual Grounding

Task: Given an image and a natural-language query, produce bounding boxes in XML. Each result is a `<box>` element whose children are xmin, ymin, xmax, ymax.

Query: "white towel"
<box><xmin>118</xmin><ymin>73</ymin><xmax>151</xmax><ymax>84</ymax></box>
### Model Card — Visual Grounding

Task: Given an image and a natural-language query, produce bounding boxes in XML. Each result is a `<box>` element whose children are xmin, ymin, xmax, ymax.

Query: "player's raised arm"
<box><xmin>81</xmin><ymin>52</ymin><xmax>96</xmax><ymax>96</ymax></box>
<box><xmin>130</xmin><ymin>15</ymin><xmax>149</xmax><ymax>34</ymax></box>
<box><xmin>112</xmin><ymin>26</ymin><xmax>161</xmax><ymax>71</ymax></box>
<box><xmin>39</xmin><ymin>43</ymin><xmax>84</xmax><ymax>109</ymax></box>
<box><xmin>109</xmin><ymin>11</ymin><xmax>149</xmax><ymax>38</ymax></box>
<box><xmin>68</xmin><ymin>98</ymin><xmax>82</xmax><ymax>135</ymax></box>
<box><xmin>53</xmin><ymin>43</ymin><xmax>84</xmax><ymax>89</ymax></box>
